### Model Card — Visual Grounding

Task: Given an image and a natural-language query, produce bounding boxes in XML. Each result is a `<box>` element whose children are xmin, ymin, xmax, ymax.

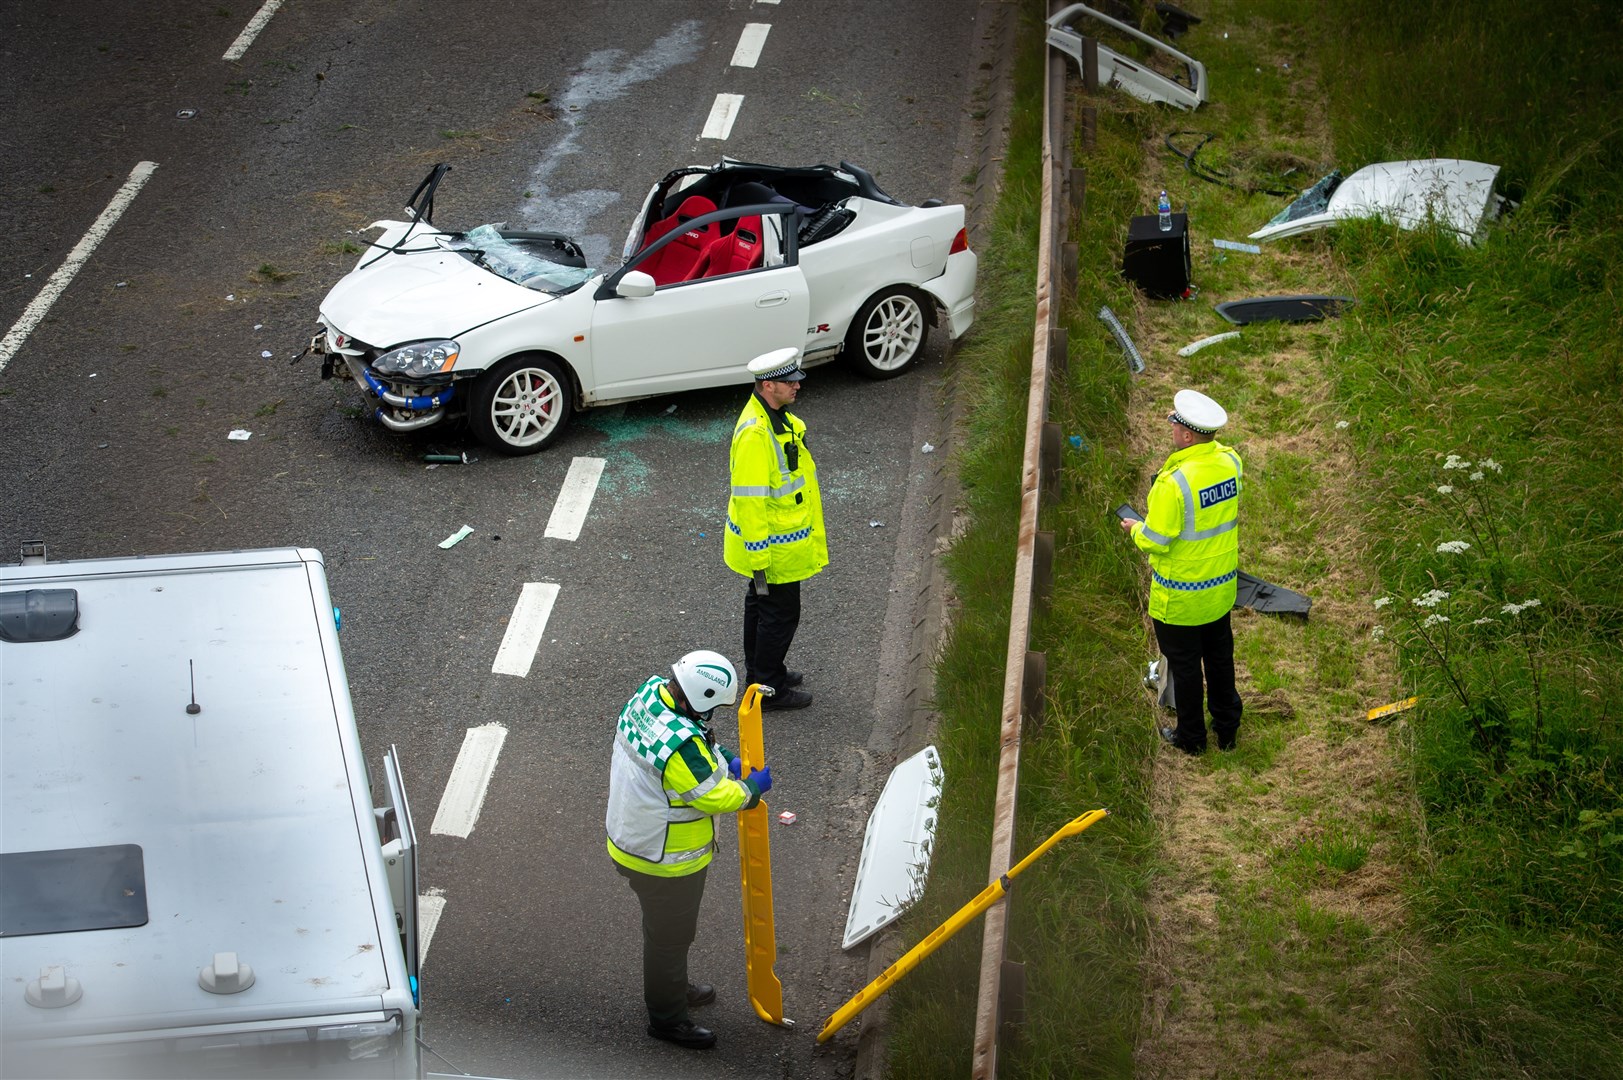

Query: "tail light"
<box><xmin>948</xmin><ymin>228</ymin><xmax>969</xmax><ymax>255</ymax></box>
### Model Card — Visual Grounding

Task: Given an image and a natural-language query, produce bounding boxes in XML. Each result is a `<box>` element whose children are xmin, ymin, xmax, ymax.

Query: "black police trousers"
<box><xmin>743</xmin><ymin>577</ymin><xmax>801</xmax><ymax>690</ymax></box>
<box><xmin>1153</xmin><ymin>611</ymin><xmax>1243</xmax><ymax>751</ymax></box>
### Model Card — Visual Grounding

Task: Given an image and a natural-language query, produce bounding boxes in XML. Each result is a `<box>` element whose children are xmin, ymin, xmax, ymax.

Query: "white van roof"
<box><xmin>1</xmin><ymin>548</ymin><xmax>403</xmax><ymax>1042</ymax></box>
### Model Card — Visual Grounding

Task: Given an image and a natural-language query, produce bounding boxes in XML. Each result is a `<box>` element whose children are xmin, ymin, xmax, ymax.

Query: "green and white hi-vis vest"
<box><xmin>1132</xmin><ymin>440</ymin><xmax>1244</xmax><ymax>625</ymax></box>
<box><xmin>605</xmin><ymin>677</ymin><xmax>726</xmax><ymax>864</ymax></box>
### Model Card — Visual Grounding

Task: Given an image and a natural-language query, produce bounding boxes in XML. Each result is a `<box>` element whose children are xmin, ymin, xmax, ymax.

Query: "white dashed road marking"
<box><xmin>222</xmin><ymin>0</ymin><xmax>285</xmax><ymax>61</ymax></box>
<box><xmin>418</xmin><ymin>888</ymin><xmax>448</xmax><ymax>965</ymax></box>
<box><xmin>0</xmin><ymin>161</ymin><xmax>157</xmax><ymax>376</ymax></box>
<box><xmin>544</xmin><ymin>456</ymin><xmax>606</xmax><ymax>541</ymax></box>
<box><xmin>731</xmin><ymin>23</ymin><xmax>771</xmax><ymax>68</ymax></box>
<box><xmin>491</xmin><ymin>582</ymin><xmax>560</xmax><ymax>678</ymax></box>
<box><xmin>430</xmin><ymin>723</ymin><xmax>508</xmax><ymax>838</ymax></box>
<box><xmin>701</xmin><ymin>93</ymin><xmax>744</xmax><ymax>140</ymax></box>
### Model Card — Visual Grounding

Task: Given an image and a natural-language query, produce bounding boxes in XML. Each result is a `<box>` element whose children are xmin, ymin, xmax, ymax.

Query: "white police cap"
<box><xmin>1170</xmin><ymin>389</ymin><xmax>1228</xmax><ymax>434</ymax></box>
<box><xmin>748</xmin><ymin>347</ymin><xmax>807</xmax><ymax>382</ymax></box>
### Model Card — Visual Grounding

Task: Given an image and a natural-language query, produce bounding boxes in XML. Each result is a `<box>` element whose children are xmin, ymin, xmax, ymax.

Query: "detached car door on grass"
<box><xmin>586</xmin><ymin>206</ymin><xmax>809</xmax><ymax>401</ymax></box>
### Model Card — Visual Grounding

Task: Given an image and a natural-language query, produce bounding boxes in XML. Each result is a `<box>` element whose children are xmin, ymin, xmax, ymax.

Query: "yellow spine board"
<box><xmin>736</xmin><ymin>684</ymin><xmax>790</xmax><ymax>1026</ymax></box>
<box><xmin>817</xmin><ymin>808</ymin><xmax>1109</xmax><ymax>1043</ymax></box>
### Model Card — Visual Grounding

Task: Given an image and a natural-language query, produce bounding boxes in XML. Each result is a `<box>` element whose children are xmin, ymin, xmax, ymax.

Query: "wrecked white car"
<box><xmin>1046</xmin><ymin>3</ymin><xmax>1208</xmax><ymax>110</ymax></box>
<box><xmin>1249</xmin><ymin>159</ymin><xmax>1504</xmax><ymax>246</ymax></box>
<box><xmin>312</xmin><ymin>160</ymin><xmax>977</xmax><ymax>455</ymax></box>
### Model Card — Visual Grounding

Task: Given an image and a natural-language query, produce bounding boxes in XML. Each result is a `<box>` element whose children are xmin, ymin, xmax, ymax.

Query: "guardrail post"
<box><xmin>1040</xmin><ymin>422</ymin><xmax>1062</xmax><ymax>502</ymax></box>
<box><xmin>1022</xmin><ymin>651</ymin><xmax>1047</xmax><ymax>726</ymax></box>
<box><xmin>998</xmin><ymin>958</ymin><xmax>1026</xmax><ymax>1043</ymax></box>
<box><xmin>1033</xmin><ymin>529</ymin><xmax>1054</xmax><ymax>615</ymax></box>
<box><xmin>1061</xmin><ymin>241</ymin><xmax>1078</xmax><ymax>295</ymax></box>
<box><xmin>1082</xmin><ymin>35</ymin><xmax>1099</xmax><ymax>94</ymax></box>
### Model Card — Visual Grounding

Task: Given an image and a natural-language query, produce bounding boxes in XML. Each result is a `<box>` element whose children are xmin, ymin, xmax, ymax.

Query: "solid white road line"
<box><xmin>0</xmin><ymin>161</ymin><xmax>157</xmax><ymax>376</ymax></box>
<box><xmin>429</xmin><ymin>723</ymin><xmax>508</xmax><ymax>838</ymax></box>
<box><xmin>731</xmin><ymin>23</ymin><xmax>771</xmax><ymax>68</ymax></box>
<box><xmin>544</xmin><ymin>456</ymin><xmax>606</xmax><ymax>541</ymax></box>
<box><xmin>222</xmin><ymin>0</ymin><xmax>285</xmax><ymax>61</ymax></box>
<box><xmin>418</xmin><ymin>888</ymin><xmax>448</xmax><ymax>965</ymax></box>
<box><xmin>701</xmin><ymin>94</ymin><xmax>744</xmax><ymax>140</ymax></box>
<box><xmin>491</xmin><ymin>582</ymin><xmax>560</xmax><ymax>678</ymax></box>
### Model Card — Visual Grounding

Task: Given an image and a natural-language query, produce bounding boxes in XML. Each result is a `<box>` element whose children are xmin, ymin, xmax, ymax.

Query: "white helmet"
<box><xmin>671</xmin><ymin>650</ymin><xmax>739</xmax><ymax>719</ymax></box>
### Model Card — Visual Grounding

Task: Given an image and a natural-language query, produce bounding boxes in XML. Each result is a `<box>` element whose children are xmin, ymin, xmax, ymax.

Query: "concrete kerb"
<box><xmin>851</xmin><ymin>1</ymin><xmax>1022</xmax><ymax>1077</ymax></box>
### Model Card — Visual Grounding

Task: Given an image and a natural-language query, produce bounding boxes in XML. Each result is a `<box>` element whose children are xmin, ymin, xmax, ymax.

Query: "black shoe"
<box><xmin>1217</xmin><ymin>738</ymin><xmax>1237</xmax><ymax>752</ymax></box>
<box><xmin>686</xmin><ymin>982</ymin><xmax>715</xmax><ymax>1007</ymax></box>
<box><xmin>762</xmin><ymin>687</ymin><xmax>813</xmax><ymax>711</ymax></box>
<box><xmin>781</xmin><ymin>670</ymin><xmax>804</xmax><ymax>689</ymax></box>
<box><xmin>1158</xmin><ymin>727</ymin><xmax>1204</xmax><ymax>755</ymax></box>
<box><xmin>647</xmin><ymin>1020</ymin><xmax>716</xmax><ymax>1050</ymax></box>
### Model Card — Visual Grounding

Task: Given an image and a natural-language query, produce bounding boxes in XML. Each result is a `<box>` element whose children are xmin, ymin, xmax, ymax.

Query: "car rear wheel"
<box><xmin>845</xmin><ymin>287</ymin><xmax>930</xmax><ymax>379</ymax></box>
<box><xmin>469</xmin><ymin>354</ymin><xmax>573</xmax><ymax>455</ymax></box>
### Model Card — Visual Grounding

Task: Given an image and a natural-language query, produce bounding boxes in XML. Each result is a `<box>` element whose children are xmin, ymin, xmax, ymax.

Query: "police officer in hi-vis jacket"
<box><xmin>1120</xmin><ymin>389</ymin><xmax>1244</xmax><ymax>753</ymax></box>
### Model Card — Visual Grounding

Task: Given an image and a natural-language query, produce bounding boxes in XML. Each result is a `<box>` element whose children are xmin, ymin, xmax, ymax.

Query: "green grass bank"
<box><xmin>884</xmin><ymin>1</ymin><xmax>1623</xmax><ymax>1077</ymax></box>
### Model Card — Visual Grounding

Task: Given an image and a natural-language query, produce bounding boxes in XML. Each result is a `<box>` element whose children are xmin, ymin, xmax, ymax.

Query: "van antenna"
<box><xmin>186</xmin><ymin>660</ymin><xmax>202</xmax><ymax>715</ymax></box>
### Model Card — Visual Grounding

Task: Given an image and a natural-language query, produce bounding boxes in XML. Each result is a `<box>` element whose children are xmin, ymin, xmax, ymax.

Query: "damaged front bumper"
<box><xmin>312</xmin><ymin>329</ymin><xmax>456</xmax><ymax>433</ymax></box>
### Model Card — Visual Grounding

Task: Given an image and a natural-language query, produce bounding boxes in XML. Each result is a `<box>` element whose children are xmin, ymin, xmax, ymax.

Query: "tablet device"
<box><xmin>1114</xmin><ymin>503</ymin><xmax>1143</xmax><ymax>521</ymax></box>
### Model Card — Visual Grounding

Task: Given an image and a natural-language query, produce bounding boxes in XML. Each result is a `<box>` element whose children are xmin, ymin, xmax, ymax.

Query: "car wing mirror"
<box><xmin>616</xmin><ymin>271</ymin><xmax>656</xmax><ymax>298</ymax></box>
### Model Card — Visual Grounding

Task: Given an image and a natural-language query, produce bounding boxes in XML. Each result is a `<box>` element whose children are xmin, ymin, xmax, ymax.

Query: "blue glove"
<box><xmin>727</xmin><ymin>754</ymin><xmax>742</xmax><ymax>780</ymax></box>
<box><xmin>746</xmin><ymin>765</ymin><xmax>772</xmax><ymax>795</ymax></box>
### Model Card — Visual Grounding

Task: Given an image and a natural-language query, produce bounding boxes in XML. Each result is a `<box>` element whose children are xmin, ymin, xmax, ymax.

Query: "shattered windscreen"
<box><xmin>1265</xmin><ymin>170</ymin><xmax>1344</xmax><ymax>227</ymax></box>
<box><xmin>452</xmin><ymin>225</ymin><xmax>596</xmax><ymax>293</ymax></box>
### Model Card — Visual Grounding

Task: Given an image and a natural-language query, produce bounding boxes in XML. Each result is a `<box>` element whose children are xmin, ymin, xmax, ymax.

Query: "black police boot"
<box><xmin>647</xmin><ymin>1020</ymin><xmax>717</xmax><ymax>1050</ymax></box>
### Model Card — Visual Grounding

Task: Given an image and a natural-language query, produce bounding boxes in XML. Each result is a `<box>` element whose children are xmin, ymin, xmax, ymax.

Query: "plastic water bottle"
<box><xmin>1158</xmin><ymin>190</ymin><xmax>1172</xmax><ymax>232</ymax></box>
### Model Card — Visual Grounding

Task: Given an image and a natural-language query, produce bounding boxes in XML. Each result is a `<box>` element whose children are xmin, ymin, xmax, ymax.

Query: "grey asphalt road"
<box><xmin>0</xmin><ymin>1</ymin><xmax>990</xmax><ymax>1076</ymax></box>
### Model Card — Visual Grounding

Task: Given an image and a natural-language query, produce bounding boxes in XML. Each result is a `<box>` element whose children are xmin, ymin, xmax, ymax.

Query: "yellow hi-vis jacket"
<box><xmin>606</xmin><ymin>678</ymin><xmax>762</xmax><ymax>878</ymax></box>
<box><xmin>1131</xmin><ymin>439</ymin><xmax>1243</xmax><ymax>625</ymax></box>
<box><xmin>724</xmin><ymin>392</ymin><xmax>828</xmax><ymax>585</ymax></box>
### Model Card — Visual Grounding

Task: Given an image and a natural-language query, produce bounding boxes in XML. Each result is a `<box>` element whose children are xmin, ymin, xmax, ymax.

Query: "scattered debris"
<box><xmin>1250</xmin><ymin>159</ymin><xmax>1506</xmax><ymax>246</ymax></box>
<box><xmin>1367</xmin><ymin>696</ymin><xmax>1418</xmax><ymax>723</ymax></box>
<box><xmin>1236</xmin><ymin>571</ymin><xmax>1312</xmax><ymax>618</ymax></box>
<box><xmin>1166</xmin><ymin>131</ymin><xmax>1300</xmax><ymax>197</ymax></box>
<box><xmin>664</xmin><ymin>404</ymin><xmax>677</xmax><ymax>414</ymax></box>
<box><xmin>227</xmin><ymin>429</ymin><xmax>251</xmax><ymax>441</ymax></box>
<box><xmin>921</xmin><ymin>442</ymin><xmax>935</xmax><ymax>453</ymax></box>
<box><xmin>176</xmin><ymin>109</ymin><xmax>198</xmax><ymax>120</ymax></box>
<box><xmin>1214</xmin><ymin>295</ymin><xmax>1354</xmax><ymax>325</ymax></box>
<box><xmin>842</xmin><ymin>745</ymin><xmax>945</xmax><ymax>950</ymax></box>
<box><xmin>777</xmin><ymin>811</ymin><xmax>797</xmax><ymax>825</ymax></box>
<box><xmin>1047</xmin><ymin>4</ymin><xmax>1208</xmax><ymax>110</ymax></box>
<box><xmin>114</xmin><ymin>281</ymin><xmax>128</xmax><ymax>288</ymax></box>
<box><xmin>869</xmin><ymin>520</ymin><xmax>884</xmax><ymax>528</ymax></box>
<box><xmin>1212</xmin><ymin>238</ymin><xmax>1262</xmax><ymax>253</ymax></box>
<box><xmin>1155</xmin><ymin>1</ymin><xmax>1201</xmax><ymax>39</ymax></box>
<box><xmin>1098</xmin><ymin>306</ymin><xmax>1146</xmax><ymax>372</ymax></box>
<box><xmin>225</xmin><ymin>294</ymin><xmax>234</xmax><ymax>301</ymax></box>
<box><xmin>438</xmin><ymin>525</ymin><xmax>474</xmax><ymax>549</ymax></box>
<box><xmin>1069</xmin><ymin>434</ymin><xmax>1088</xmax><ymax>450</ymax></box>
<box><xmin>424</xmin><ymin>453</ymin><xmax>472</xmax><ymax>464</ymax></box>
<box><xmin>254</xmin><ymin>324</ymin><xmax>263</xmax><ymax>331</ymax></box>
<box><xmin>1178</xmin><ymin>331</ymin><xmax>1241</xmax><ymax>356</ymax></box>
<box><xmin>260</xmin><ymin>350</ymin><xmax>272</xmax><ymax>359</ymax></box>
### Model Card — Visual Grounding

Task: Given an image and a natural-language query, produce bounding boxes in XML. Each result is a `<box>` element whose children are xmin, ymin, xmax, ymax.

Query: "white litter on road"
<box><xmin>492</xmin><ymin>582</ymin><xmax>560</xmax><ymax>677</ymax></box>
<box><xmin>439</xmin><ymin>525</ymin><xmax>474</xmax><ymax>549</ymax></box>
<box><xmin>544</xmin><ymin>456</ymin><xmax>606</xmax><ymax>542</ymax></box>
<box><xmin>429</xmin><ymin>724</ymin><xmax>508</xmax><ymax>838</ymax></box>
<box><xmin>227</xmin><ymin>429</ymin><xmax>252</xmax><ymax>441</ymax></box>
<box><xmin>0</xmin><ymin>161</ymin><xmax>158</xmax><ymax>376</ymax></box>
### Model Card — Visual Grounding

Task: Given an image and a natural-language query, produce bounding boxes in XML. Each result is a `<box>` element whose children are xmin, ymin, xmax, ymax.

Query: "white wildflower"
<box><xmin>1335</xmin><ymin>420</ymin><xmax>1349</xmax><ymax>429</ymax></box>
<box><xmin>1469</xmin><ymin>471</ymin><xmax>1484</xmax><ymax>481</ymax></box>
<box><xmin>1480</xmin><ymin>458</ymin><xmax>1503</xmax><ymax>473</ymax></box>
<box><xmin>1473</xmin><ymin>617</ymin><xmax>1495</xmax><ymax>626</ymax></box>
<box><xmin>1423</xmin><ymin>614</ymin><xmax>1450</xmax><ymax>627</ymax></box>
<box><xmin>1370</xmin><ymin>625</ymin><xmax>1385</xmax><ymax>640</ymax></box>
<box><xmin>1436</xmin><ymin>540</ymin><xmax>1472</xmax><ymax>554</ymax></box>
<box><xmin>1437</xmin><ymin>484</ymin><xmax>1454</xmax><ymax>495</ymax></box>
<box><xmin>1442</xmin><ymin>453</ymin><xmax>1472</xmax><ymax>470</ymax></box>
<box><xmin>1524</xmin><ymin>598</ymin><xmax>1541</xmax><ymax>609</ymax></box>
<box><xmin>1500</xmin><ymin>599</ymin><xmax>1541</xmax><ymax>616</ymax></box>
<box><xmin>1413</xmin><ymin>589</ymin><xmax>1450</xmax><ymax>608</ymax></box>
<box><xmin>1374</xmin><ymin>596</ymin><xmax>1393</xmax><ymax>609</ymax></box>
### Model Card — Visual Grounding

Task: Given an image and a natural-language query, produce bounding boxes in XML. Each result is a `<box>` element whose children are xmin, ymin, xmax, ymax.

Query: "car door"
<box><xmin>587</xmin><ymin>207</ymin><xmax>809</xmax><ymax>401</ymax></box>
